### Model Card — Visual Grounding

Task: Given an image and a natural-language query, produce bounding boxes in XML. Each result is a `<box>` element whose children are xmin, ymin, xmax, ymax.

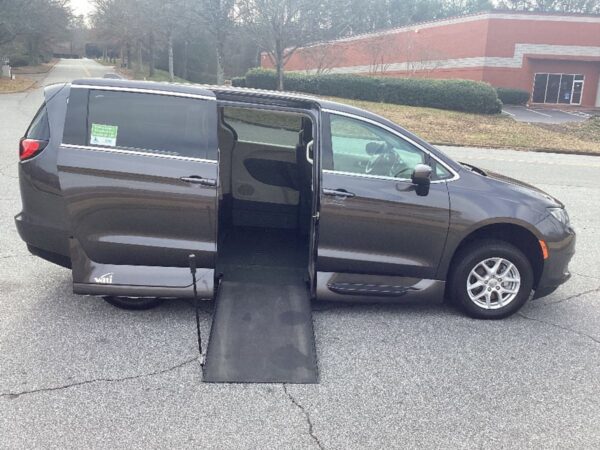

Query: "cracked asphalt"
<box><xmin>1</xmin><ymin>59</ymin><xmax>599</xmax><ymax>449</ymax></box>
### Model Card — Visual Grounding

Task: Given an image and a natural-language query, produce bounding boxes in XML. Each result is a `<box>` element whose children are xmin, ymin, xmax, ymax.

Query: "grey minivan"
<box><xmin>16</xmin><ymin>79</ymin><xmax>575</xmax><ymax>319</ymax></box>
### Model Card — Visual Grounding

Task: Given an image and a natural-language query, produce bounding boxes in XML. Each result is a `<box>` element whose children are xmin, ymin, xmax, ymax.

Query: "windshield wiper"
<box><xmin>460</xmin><ymin>162</ymin><xmax>487</xmax><ymax>176</ymax></box>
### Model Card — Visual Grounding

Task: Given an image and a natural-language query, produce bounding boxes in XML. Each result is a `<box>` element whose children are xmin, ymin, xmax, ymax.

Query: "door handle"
<box><xmin>180</xmin><ymin>176</ymin><xmax>217</xmax><ymax>187</ymax></box>
<box><xmin>323</xmin><ymin>188</ymin><xmax>355</xmax><ymax>198</ymax></box>
<box><xmin>306</xmin><ymin>140</ymin><xmax>314</xmax><ymax>164</ymax></box>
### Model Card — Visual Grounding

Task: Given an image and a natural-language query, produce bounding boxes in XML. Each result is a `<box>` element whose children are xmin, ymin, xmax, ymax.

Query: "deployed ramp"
<box><xmin>203</xmin><ymin>278</ymin><xmax>318</xmax><ymax>383</ymax></box>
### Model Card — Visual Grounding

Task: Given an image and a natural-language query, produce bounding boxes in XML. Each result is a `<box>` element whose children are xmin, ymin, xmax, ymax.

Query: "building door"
<box><xmin>571</xmin><ymin>79</ymin><xmax>584</xmax><ymax>105</ymax></box>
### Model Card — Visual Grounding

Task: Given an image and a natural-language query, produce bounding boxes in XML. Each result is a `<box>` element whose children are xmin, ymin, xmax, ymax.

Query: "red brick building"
<box><xmin>261</xmin><ymin>11</ymin><xmax>600</xmax><ymax>108</ymax></box>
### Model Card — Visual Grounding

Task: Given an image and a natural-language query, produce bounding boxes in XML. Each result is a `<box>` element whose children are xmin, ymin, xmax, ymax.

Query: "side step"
<box><xmin>203</xmin><ymin>280</ymin><xmax>318</xmax><ymax>384</ymax></box>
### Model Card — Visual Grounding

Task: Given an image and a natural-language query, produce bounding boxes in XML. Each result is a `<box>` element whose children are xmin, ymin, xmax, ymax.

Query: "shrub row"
<box><xmin>496</xmin><ymin>87</ymin><xmax>530</xmax><ymax>105</ymax></box>
<box><xmin>7</xmin><ymin>55</ymin><xmax>30</xmax><ymax>67</ymax></box>
<box><xmin>233</xmin><ymin>68</ymin><xmax>503</xmax><ymax>114</ymax></box>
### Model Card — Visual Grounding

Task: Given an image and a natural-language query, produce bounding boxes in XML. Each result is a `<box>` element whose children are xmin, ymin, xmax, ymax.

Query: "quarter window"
<box><xmin>327</xmin><ymin>114</ymin><xmax>451</xmax><ymax>180</ymax></box>
<box><xmin>26</xmin><ymin>104</ymin><xmax>50</xmax><ymax>140</ymax></box>
<box><xmin>87</xmin><ymin>90</ymin><xmax>217</xmax><ymax>159</ymax></box>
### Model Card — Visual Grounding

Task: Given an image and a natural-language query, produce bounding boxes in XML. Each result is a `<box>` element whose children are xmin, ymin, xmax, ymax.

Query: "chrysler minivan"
<box><xmin>15</xmin><ymin>79</ymin><xmax>575</xmax><ymax>319</ymax></box>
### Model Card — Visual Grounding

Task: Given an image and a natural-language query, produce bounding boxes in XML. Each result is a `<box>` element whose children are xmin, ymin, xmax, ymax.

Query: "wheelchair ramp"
<box><xmin>203</xmin><ymin>279</ymin><xmax>318</xmax><ymax>384</ymax></box>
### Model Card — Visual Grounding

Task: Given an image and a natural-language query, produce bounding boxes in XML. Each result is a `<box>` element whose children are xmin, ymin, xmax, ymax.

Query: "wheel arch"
<box><xmin>444</xmin><ymin>222</ymin><xmax>544</xmax><ymax>296</ymax></box>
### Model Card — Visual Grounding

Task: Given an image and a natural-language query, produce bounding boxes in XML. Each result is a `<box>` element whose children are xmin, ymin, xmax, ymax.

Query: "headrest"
<box><xmin>366</xmin><ymin>142</ymin><xmax>385</xmax><ymax>155</ymax></box>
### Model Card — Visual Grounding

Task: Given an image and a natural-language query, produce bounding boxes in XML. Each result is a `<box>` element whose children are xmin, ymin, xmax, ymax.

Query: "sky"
<box><xmin>70</xmin><ymin>0</ymin><xmax>94</xmax><ymax>17</ymax></box>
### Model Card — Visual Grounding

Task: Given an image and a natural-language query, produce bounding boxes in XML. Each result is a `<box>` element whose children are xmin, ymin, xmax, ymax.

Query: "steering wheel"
<box><xmin>365</xmin><ymin>153</ymin><xmax>382</xmax><ymax>174</ymax></box>
<box><xmin>365</xmin><ymin>144</ymin><xmax>399</xmax><ymax>176</ymax></box>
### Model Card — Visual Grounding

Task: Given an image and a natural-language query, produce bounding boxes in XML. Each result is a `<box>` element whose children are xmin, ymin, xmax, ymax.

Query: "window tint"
<box><xmin>27</xmin><ymin>104</ymin><xmax>50</xmax><ymax>140</ymax></box>
<box><xmin>87</xmin><ymin>90</ymin><xmax>217</xmax><ymax>159</ymax></box>
<box><xmin>328</xmin><ymin>114</ymin><xmax>450</xmax><ymax>180</ymax></box>
<box><xmin>223</xmin><ymin>107</ymin><xmax>302</xmax><ymax>149</ymax></box>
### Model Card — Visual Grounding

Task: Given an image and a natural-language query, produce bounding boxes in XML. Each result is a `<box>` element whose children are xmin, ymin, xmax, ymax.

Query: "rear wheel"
<box><xmin>103</xmin><ymin>296</ymin><xmax>165</xmax><ymax>310</ymax></box>
<box><xmin>450</xmin><ymin>239</ymin><xmax>533</xmax><ymax>319</ymax></box>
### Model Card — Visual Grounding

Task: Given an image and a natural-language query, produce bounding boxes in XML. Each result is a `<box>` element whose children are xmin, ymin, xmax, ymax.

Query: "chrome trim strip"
<box><xmin>323</xmin><ymin>168</ymin><xmax>417</xmax><ymax>183</ymax></box>
<box><xmin>321</xmin><ymin>109</ymin><xmax>459</xmax><ymax>182</ymax></box>
<box><xmin>71</xmin><ymin>84</ymin><xmax>216</xmax><ymax>101</ymax></box>
<box><xmin>60</xmin><ymin>143</ymin><xmax>218</xmax><ymax>164</ymax></box>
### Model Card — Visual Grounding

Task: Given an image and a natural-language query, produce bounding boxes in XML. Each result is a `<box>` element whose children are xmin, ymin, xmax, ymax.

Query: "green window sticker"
<box><xmin>90</xmin><ymin>123</ymin><xmax>118</xmax><ymax>147</ymax></box>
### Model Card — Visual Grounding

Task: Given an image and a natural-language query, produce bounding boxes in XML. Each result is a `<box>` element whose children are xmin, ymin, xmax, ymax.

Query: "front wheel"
<box><xmin>103</xmin><ymin>296</ymin><xmax>165</xmax><ymax>310</ymax></box>
<box><xmin>450</xmin><ymin>240</ymin><xmax>534</xmax><ymax>319</ymax></box>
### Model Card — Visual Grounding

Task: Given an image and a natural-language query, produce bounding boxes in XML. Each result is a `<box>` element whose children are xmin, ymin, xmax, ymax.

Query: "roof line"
<box><xmin>289</xmin><ymin>10</ymin><xmax>600</xmax><ymax>51</ymax></box>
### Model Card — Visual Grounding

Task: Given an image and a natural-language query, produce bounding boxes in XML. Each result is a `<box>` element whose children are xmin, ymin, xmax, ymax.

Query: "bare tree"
<box><xmin>401</xmin><ymin>31</ymin><xmax>446</xmax><ymax>76</ymax></box>
<box><xmin>301</xmin><ymin>42</ymin><xmax>347</xmax><ymax>75</ymax></box>
<box><xmin>193</xmin><ymin>0</ymin><xmax>237</xmax><ymax>84</ymax></box>
<box><xmin>239</xmin><ymin>0</ymin><xmax>323</xmax><ymax>90</ymax></box>
<box><xmin>365</xmin><ymin>35</ymin><xmax>394</xmax><ymax>75</ymax></box>
<box><xmin>3</xmin><ymin>0</ymin><xmax>73</xmax><ymax>65</ymax></box>
<box><xmin>93</xmin><ymin>0</ymin><xmax>141</xmax><ymax>69</ymax></box>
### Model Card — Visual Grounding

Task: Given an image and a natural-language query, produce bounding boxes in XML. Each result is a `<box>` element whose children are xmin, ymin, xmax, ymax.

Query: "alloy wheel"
<box><xmin>466</xmin><ymin>257</ymin><xmax>521</xmax><ymax>310</ymax></box>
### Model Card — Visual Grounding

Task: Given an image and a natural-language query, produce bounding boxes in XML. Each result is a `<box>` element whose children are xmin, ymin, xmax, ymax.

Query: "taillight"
<box><xmin>19</xmin><ymin>138</ymin><xmax>47</xmax><ymax>161</ymax></box>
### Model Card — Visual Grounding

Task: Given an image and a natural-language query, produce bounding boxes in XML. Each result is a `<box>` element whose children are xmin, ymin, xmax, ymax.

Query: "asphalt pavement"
<box><xmin>1</xmin><ymin>59</ymin><xmax>599</xmax><ymax>449</ymax></box>
<box><xmin>502</xmin><ymin>105</ymin><xmax>591</xmax><ymax>124</ymax></box>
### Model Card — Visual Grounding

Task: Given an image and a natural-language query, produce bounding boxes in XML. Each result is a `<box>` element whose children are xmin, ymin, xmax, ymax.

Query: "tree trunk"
<box><xmin>182</xmin><ymin>39</ymin><xmax>189</xmax><ymax>81</ymax></box>
<box><xmin>275</xmin><ymin>40</ymin><xmax>284</xmax><ymax>91</ymax></box>
<box><xmin>168</xmin><ymin>32</ymin><xmax>174</xmax><ymax>82</ymax></box>
<box><xmin>126</xmin><ymin>42</ymin><xmax>131</xmax><ymax>69</ymax></box>
<box><xmin>216</xmin><ymin>40</ymin><xmax>225</xmax><ymax>85</ymax></box>
<box><xmin>27</xmin><ymin>36</ymin><xmax>40</xmax><ymax>66</ymax></box>
<box><xmin>148</xmin><ymin>32</ymin><xmax>155</xmax><ymax>77</ymax></box>
<box><xmin>136</xmin><ymin>39</ymin><xmax>143</xmax><ymax>75</ymax></box>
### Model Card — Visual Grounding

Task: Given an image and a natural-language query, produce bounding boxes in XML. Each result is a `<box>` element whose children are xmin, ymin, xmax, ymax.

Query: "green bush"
<box><xmin>496</xmin><ymin>87</ymin><xmax>530</xmax><ymax>105</ymax></box>
<box><xmin>240</xmin><ymin>68</ymin><xmax>502</xmax><ymax>114</ymax></box>
<box><xmin>231</xmin><ymin>77</ymin><xmax>246</xmax><ymax>87</ymax></box>
<box><xmin>8</xmin><ymin>55</ymin><xmax>30</xmax><ymax>67</ymax></box>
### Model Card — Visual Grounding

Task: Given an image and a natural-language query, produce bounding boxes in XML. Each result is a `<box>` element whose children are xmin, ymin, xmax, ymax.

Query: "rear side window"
<box><xmin>87</xmin><ymin>90</ymin><xmax>217</xmax><ymax>160</ymax></box>
<box><xmin>26</xmin><ymin>104</ymin><xmax>50</xmax><ymax>140</ymax></box>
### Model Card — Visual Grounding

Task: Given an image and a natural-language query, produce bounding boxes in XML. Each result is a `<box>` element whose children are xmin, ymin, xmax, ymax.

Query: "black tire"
<box><xmin>450</xmin><ymin>239</ymin><xmax>533</xmax><ymax>319</ymax></box>
<box><xmin>103</xmin><ymin>296</ymin><xmax>165</xmax><ymax>310</ymax></box>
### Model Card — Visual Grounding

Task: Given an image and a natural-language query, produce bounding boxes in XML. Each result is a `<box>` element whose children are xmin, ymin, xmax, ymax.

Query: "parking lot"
<box><xmin>503</xmin><ymin>104</ymin><xmax>592</xmax><ymax>124</ymax></box>
<box><xmin>1</xmin><ymin>59</ymin><xmax>599</xmax><ymax>449</ymax></box>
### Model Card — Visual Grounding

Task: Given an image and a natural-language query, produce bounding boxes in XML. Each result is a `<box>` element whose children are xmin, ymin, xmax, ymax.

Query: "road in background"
<box><xmin>1</xmin><ymin>60</ymin><xmax>599</xmax><ymax>449</ymax></box>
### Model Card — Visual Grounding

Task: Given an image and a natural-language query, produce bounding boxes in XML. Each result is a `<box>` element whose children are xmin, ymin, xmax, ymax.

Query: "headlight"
<box><xmin>548</xmin><ymin>207</ymin><xmax>570</xmax><ymax>226</ymax></box>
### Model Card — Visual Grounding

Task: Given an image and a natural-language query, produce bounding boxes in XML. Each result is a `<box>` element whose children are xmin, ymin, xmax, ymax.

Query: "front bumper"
<box><xmin>533</xmin><ymin>228</ymin><xmax>576</xmax><ymax>299</ymax></box>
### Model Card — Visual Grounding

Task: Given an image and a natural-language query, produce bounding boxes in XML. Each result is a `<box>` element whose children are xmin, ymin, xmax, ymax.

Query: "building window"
<box><xmin>532</xmin><ymin>73</ymin><xmax>585</xmax><ymax>105</ymax></box>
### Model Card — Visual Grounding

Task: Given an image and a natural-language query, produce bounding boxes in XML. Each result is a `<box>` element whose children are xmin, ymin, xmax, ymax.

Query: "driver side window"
<box><xmin>329</xmin><ymin>114</ymin><xmax>433</xmax><ymax>180</ymax></box>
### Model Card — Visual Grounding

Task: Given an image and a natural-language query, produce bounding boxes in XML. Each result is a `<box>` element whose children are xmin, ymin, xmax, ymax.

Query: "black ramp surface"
<box><xmin>203</xmin><ymin>280</ymin><xmax>318</xmax><ymax>383</ymax></box>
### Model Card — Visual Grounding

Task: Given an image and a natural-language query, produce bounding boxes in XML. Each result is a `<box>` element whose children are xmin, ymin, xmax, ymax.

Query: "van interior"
<box><xmin>203</xmin><ymin>105</ymin><xmax>318</xmax><ymax>383</ymax></box>
<box><xmin>215</xmin><ymin>105</ymin><xmax>314</xmax><ymax>285</ymax></box>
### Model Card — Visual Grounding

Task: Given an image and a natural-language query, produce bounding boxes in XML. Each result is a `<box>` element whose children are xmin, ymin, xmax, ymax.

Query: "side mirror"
<box><xmin>411</xmin><ymin>164</ymin><xmax>432</xmax><ymax>196</ymax></box>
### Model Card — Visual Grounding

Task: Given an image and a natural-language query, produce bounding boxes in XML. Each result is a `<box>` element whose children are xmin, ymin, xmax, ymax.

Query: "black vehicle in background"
<box><xmin>15</xmin><ymin>79</ymin><xmax>575</xmax><ymax>319</ymax></box>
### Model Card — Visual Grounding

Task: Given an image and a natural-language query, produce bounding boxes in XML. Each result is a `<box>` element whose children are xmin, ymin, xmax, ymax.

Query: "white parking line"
<box><xmin>554</xmin><ymin>109</ymin><xmax>590</xmax><ymax>118</ymax></box>
<box><xmin>502</xmin><ymin>110</ymin><xmax>515</xmax><ymax>117</ymax></box>
<box><xmin>525</xmin><ymin>108</ymin><xmax>552</xmax><ymax>117</ymax></box>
